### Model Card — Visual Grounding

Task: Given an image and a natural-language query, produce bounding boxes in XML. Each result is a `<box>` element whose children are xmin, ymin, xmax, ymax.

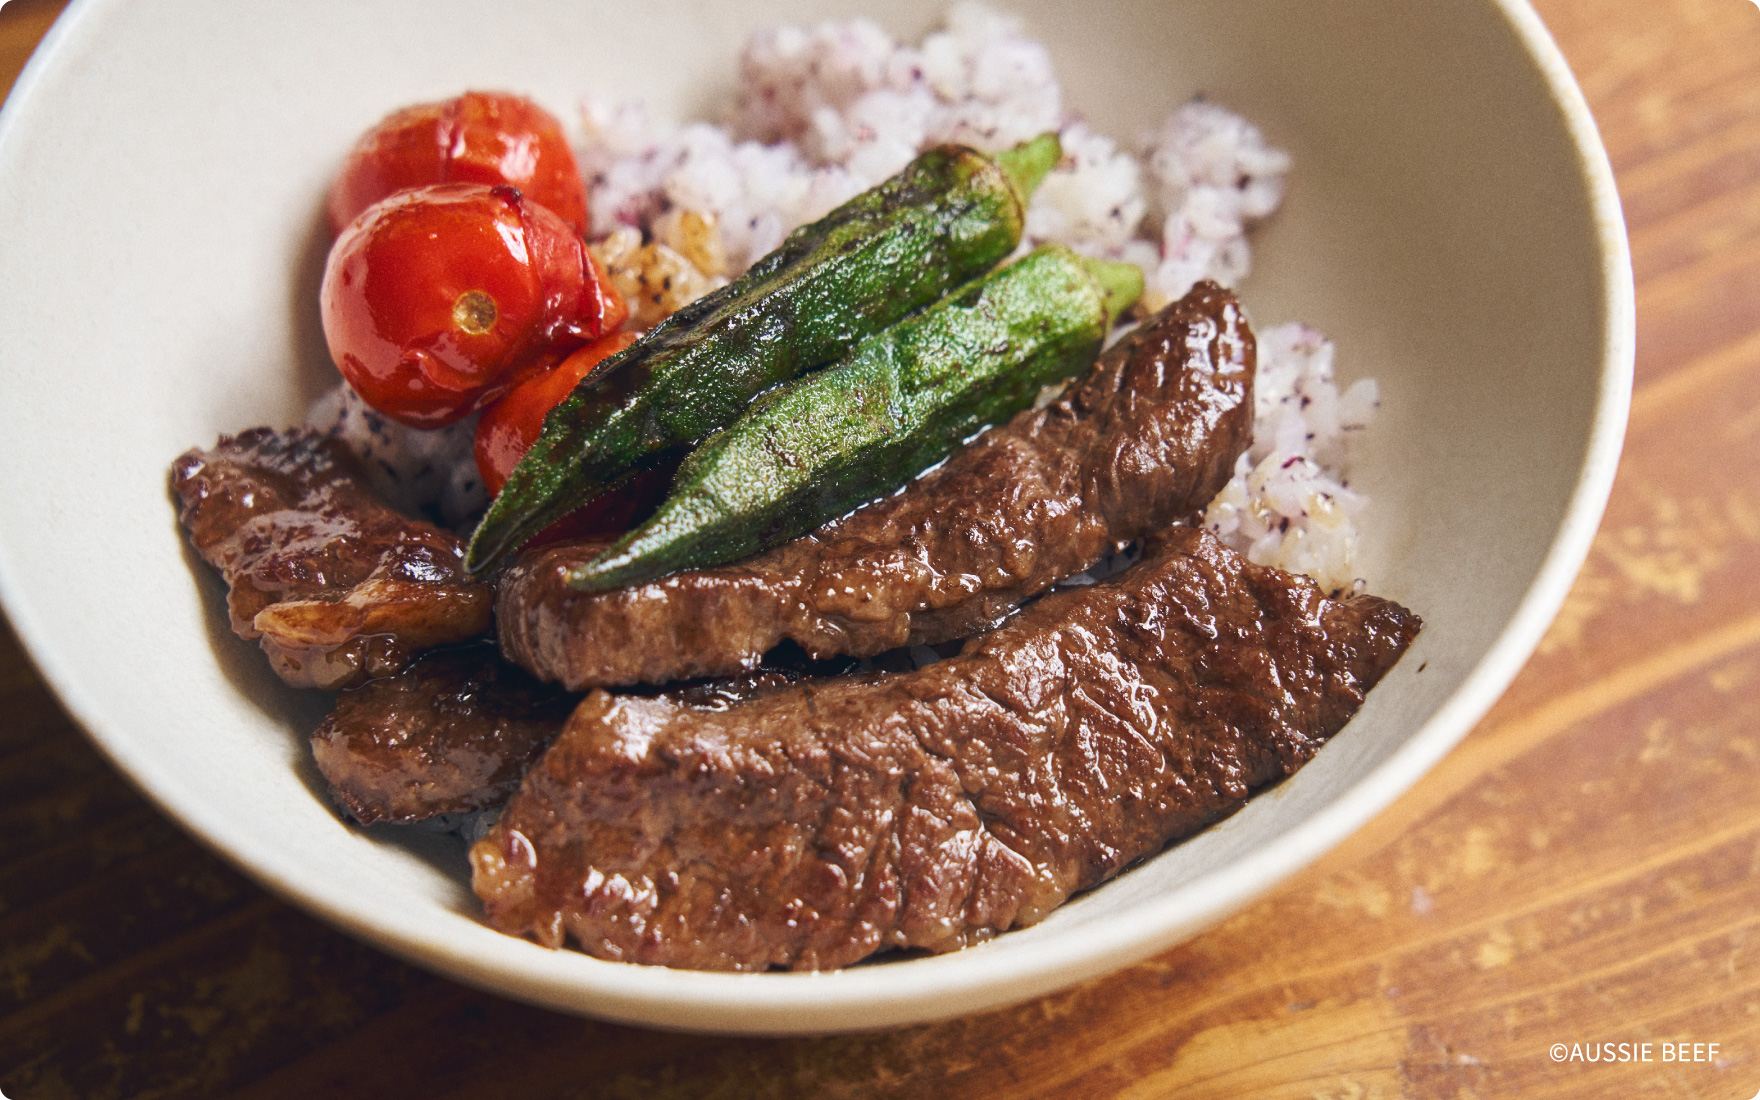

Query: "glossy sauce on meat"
<box><xmin>497</xmin><ymin>281</ymin><xmax>1254</xmax><ymax>689</ymax></box>
<box><xmin>172</xmin><ymin>428</ymin><xmax>492</xmax><ymax>689</ymax></box>
<box><xmin>311</xmin><ymin>643</ymin><xmax>576</xmax><ymax>825</ymax></box>
<box><xmin>311</xmin><ymin>648</ymin><xmax>807</xmax><ymax>825</ymax></box>
<box><xmin>472</xmin><ymin>528</ymin><xmax>1420</xmax><ymax>971</ymax></box>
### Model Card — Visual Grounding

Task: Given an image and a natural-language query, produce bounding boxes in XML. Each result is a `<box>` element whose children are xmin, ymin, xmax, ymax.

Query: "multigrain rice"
<box><xmin>1204</xmin><ymin>324</ymin><xmax>1379</xmax><ymax>594</ymax></box>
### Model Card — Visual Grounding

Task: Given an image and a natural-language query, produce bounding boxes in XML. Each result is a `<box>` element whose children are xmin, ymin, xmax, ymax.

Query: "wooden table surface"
<box><xmin>4</xmin><ymin>0</ymin><xmax>1759</xmax><ymax>1096</ymax></box>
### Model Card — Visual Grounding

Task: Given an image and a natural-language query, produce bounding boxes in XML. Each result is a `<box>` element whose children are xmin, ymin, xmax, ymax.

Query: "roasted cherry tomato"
<box><xmin>321</xmin><ymin>183</ymin><xmax>627</xmax><ymax>428</ymax></box>
<box><xmin>474</xmin><ymin>332</ymin><xmax>638</xmax><ymax>495</ymax></box>
<box><xmin>502</xmin><ymin>461</ymin><xmax>675</xmax><ymax>547</ymax></box>
<box><xmin>326</xmin><ymin>91</ymin><xmax>589</xmax><ymax>236</ymax></box>
<box><xmin>476</xmin><ymin>332</ymin><xmax>672</xmax><ymax>542</ymax></box>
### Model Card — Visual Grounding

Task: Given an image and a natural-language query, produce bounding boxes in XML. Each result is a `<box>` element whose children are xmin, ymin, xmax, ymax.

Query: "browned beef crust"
<box><xmin>171</xmin><ymin>428</ymin><xmax>492</xmax><ymax>690</ymax></box>
<box><xmin>472</xmin><ymin>528</ymin><xmax>1420</xmax><ymax>971</ymax></box>
<box><xmin>311</xmin><ymin>648</ymin><xmax>806</xmax><ymax>826</ymax></box>
<box><xmin>311</xmin><ymin>644</ymin><xmax>575</xmax><ymax>825</ymax></box>
<box><xmin>497</xmin><ymin>281</ymin><xmax>1255</xmax><ymax>689</ymax></box>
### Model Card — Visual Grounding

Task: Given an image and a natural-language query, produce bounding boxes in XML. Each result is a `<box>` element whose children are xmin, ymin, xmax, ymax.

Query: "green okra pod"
<box><xmin>465</xmin><ymin>135</ymin><xmax>1062</xmax><ymax>574</ymax></box>
<box><xmin>565</xmin><ymin>245</ymin><xmax>1143</xmax><ymax>593</ymax></box>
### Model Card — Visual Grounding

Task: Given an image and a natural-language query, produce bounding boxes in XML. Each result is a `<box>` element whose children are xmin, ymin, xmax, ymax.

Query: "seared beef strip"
<box><xmin>312</xmin><ymin>646</ymin><xmax>806</xmax><ymax>826</ymax></box>
<box><xmin>473</xmin><ymin>528</ymin><xmax>1419</xmax><ymax>971</ymax></box>
<box><xmin>311</xmin><ymin>643</ymin><xmax>575</xmax><ymax>825</ymax></box>
<box><xmin>172</xmin><ymin>428</ymin><xmax>492</xmax><ymax>689</ymax></box>
<box><xmin>498</xmin><ymin>280</ymin><xmax>1254</xmax><ymax>689</ymax></box>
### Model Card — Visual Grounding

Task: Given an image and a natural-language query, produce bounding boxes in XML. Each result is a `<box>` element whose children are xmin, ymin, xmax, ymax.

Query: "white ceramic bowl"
<box><xmin>0</xmin><ymin>0</ymin><xmax>1630</xmax><ymax>1033</ymax></box>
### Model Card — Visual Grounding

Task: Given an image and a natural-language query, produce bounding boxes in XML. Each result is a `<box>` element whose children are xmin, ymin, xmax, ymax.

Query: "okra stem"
<box><xmin>1087</xmin><ymin>258</ymin><xmax>1146</xmax><ymax>327</ymax></box>
<box><xmin>994</xmin><ymin>132</ymin><xmax>1062</xmax><ymax>204</ymax></box>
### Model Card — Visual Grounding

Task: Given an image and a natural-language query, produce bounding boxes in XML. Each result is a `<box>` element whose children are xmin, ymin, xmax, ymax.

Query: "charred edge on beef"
<box><xmin>171</xmin><ymin>428</ymin><xmax>493</xmax><ymax>690</ymax></box>
<box><xmin>312</xmin><ymin>645</ymin><xmax>816</xmax><ymax>826</ymax></box>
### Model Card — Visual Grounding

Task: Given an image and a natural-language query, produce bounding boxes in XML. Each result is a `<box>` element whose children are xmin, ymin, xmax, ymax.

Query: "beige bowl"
<box><xmin>0</xmin><ymin>0</ymin><xmax>1630</xmax><ymax>1032</ymax></box>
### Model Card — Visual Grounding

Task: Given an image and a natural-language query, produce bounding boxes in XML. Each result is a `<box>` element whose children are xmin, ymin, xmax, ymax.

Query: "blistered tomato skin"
<box><xmin>476</xmin><ymin>332</ymin><xmax>666</xmax><ymax>544</ymax></box>
<box><xmin>475</xmin><ymin>333</ymin><xmax>639</xmax><ymax>495</ymax></box>
<box><xmin>321</xmin><ymin>183</ymin><xmax>618</xmax><ymax>428</ymax></box>
<box><xmin>325</xmin><ymin>91</ymin><xmax>590</xmax><ymax>236</ymax></box>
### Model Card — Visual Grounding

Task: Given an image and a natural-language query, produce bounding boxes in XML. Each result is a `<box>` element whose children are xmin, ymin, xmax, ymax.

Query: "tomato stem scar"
<box><xmin>453</xmin><ymin>290</ymin><xmax>498</xmax><ymax>335</ymax></box>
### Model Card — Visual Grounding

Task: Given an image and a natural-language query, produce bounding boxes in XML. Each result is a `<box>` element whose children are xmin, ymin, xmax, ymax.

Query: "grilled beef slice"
<box><xmin>498</xmin><ymin>280</ymin><xmax>1254</xmax><ymax>690</ymax></box>
<box><xmin>472</xmin><ymin>528</ymin><xmax>1420</xmax><ymax>971</ymax></box>
<box><xmin>172</xmin><ymin>428</ymin><xmax>492</xmax><ymax>690</ymax></box>
<box><xmin>311</xmin><ymin>644</ymin><xmax>575</xmax><ymax>825</ymax></box>
<box><xmin>312</xmin><ymin>647</ymin><xmax>807</xmax><ymax>826</ymax></box>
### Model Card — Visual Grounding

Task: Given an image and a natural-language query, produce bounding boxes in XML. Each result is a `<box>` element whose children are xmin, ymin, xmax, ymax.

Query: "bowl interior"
<box><xmin>0</xmin><ymin>0</ymin><xmax>1627</xmax><ymax>1031</ymax></box>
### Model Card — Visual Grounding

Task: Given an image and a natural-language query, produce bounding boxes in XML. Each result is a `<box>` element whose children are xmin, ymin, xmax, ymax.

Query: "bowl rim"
<box><xmin>0</xmin><ymin>0</ymin><xmax>1634</xmax><ymax>1034</ymax></box>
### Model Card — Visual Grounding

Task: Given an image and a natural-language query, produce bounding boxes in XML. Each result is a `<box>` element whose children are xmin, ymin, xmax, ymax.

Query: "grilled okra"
<box><xmin>465</xmin><ymin>135</ymin><xmax>1063</xmax><ymax>574</ymax></box>
<box><xmin>565</xmin><ymin>245</ymin><xmax>1143</xmax><ymax>592</ymax></box>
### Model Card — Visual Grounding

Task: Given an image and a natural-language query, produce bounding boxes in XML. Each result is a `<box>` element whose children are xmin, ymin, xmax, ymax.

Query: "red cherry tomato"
<box><xmin>508</xmin><ymin>462</ymin><xmax>676</xmax><ymax>548</ymax></box>
<box><xmin>474</xmin><ymin>332</ymin><xmax>638</xmax><ymax>495</ymax></box>
<box><xmin>326</xmin><ymin>91</ymin><xmax>589</xmax><ymax>236</ymax></box>
<box><xmin>476</xmin><ymin>332</ymin><xmax>674</xmax><ymax>543</ymax></box>
<box><xmin>321</xmin><ymin>183</ymin><xmax>627</xmax><ymax>428</ymax></box>
<box><xmin>557</xmin><ymin>464</ymin><xmax>677</xmax><ymax>540</ymax></box>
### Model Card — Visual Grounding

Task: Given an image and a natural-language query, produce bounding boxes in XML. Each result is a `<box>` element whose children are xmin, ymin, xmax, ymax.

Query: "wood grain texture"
<box><xmin>4</xmin><ymin>0</ymin><xmax>1759</xmax><ymax>1096</ymax></box>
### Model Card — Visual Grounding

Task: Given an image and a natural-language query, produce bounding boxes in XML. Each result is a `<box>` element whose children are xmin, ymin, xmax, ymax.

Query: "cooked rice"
<box><xmin>577</xmin><ymin>1</ymin><xmax>1287</xmax><ymax>308</ymax></box>
<box><xmin>306</xmin><ymin>2</ymin><xmax>1376</xmax><ymax>592</ymax></box>
<box><xmin>303</xmin><ymin>382</ymin><xmax>486</xmax><ymax>528</ymax></box>
<box><xmin>1203</xmin><ymin>323</ymin><xmax>1378</xmax><ymax>595</ymax></box>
